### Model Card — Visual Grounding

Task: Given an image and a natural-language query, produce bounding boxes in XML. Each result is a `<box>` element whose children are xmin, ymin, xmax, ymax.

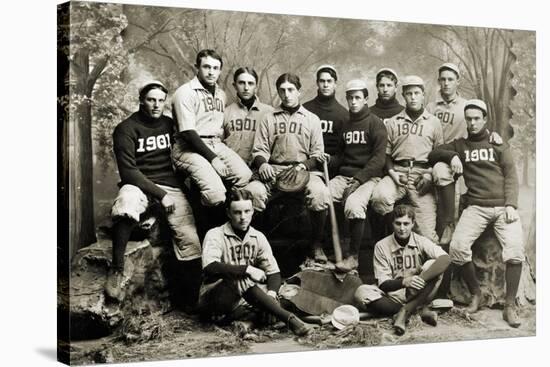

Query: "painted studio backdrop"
<box><xmin>58</xmin><ymin>1</ymin><xmax>536</xmax><ymax>365</ymax></box>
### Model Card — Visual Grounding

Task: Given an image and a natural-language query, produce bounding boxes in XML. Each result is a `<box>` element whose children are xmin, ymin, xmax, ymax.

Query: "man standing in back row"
<box><xmin>370</xmin><ymin>68</ymin><xmax>405</xmax><ymax>124</ymax></box>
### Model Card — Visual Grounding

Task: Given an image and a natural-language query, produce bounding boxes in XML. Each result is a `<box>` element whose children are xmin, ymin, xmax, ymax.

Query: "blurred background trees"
<box><xmin>59</xmin><ymin>2</ymin><xmax>536</xmax><ymax>256</ymax></box>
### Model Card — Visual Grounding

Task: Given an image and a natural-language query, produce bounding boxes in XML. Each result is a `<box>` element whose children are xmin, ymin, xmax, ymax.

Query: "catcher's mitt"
<box><xmin>414</xmin><ymin>174</ymin><xmax>433</xmax><ymax>196</ymax></box>
<box><xmin>275</xmin><ymin>165</ymin><xmax>310</xmax><ymax>193</ymax></box>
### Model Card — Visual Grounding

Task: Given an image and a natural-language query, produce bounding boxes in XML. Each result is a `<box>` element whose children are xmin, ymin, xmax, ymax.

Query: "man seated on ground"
<box><xmin>353</xmin><ymin>204</ymin><xmax>450</xmax><ymax>335</ymax></box>
<box><xmin>198</xmin><ymin>189</ymin><xmax>315</xmax><ymax>336</ymax></box>
<box><xmin>106</xmin><ymin>81</ymin><xmax>201</xmax><ymax>307</ymax></box>
<box><xmin>428</xmin><ymin>99</ymin><xmax>524</xmax><ymax>328</ymax></box>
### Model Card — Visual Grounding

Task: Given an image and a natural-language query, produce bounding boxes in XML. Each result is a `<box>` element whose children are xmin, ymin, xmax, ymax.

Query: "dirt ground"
<box><xmin>70</xmin><ymin>304</ymin><xmax>535</xmax><ymax>365</ymax></box>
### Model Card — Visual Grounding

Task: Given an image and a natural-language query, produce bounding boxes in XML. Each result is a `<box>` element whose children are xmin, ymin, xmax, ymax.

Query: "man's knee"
<box><xmin>306</xmin><ymin>178</ymin><xmax>330</xmax><ymax>211</ymax></box>
<box><xmin>111</xmin><ymin>184</ymin><xmax>148</xmax><ymax>222</ymax></box>
<box><xmin>432</xmin><ymin>162</ymin><xmax>454</xmax><ymax>187</ymax></box>
<box><xmin>244</xmin><ymin>181</ymin><xmax>268</xmax><ymax>212</ymax></box>
<box><xmin>344</xmin><ymin>195</ymin><xmax>367</xmax><ymax>219</ymax></box>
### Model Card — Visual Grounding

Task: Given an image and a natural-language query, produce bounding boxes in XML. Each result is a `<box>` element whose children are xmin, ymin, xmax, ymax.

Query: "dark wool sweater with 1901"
<box><xmin>428</xmin><ymin>129</ymin><xmax>519</xmax><ymax>208</ymax></box>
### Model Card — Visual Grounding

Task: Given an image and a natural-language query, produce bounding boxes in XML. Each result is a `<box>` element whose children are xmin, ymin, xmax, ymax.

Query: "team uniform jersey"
<box><xmin>252</xmin><ymin>105</ymin><xmax>324</xmax><ymax>165</ymax></box>
<box><xmin>428</xmin><ymin>130</ymin><xmax>519</xmax><ymax>209</ymax></box>
<box><xmin>303</xmin><ymin>95</ymin><xmax>348</xmax><ymax>156</ymax></box>
<box><xmin>385</xmin><ymin>110</ymin><xmax>444</xmax><ymax>162</ymax></box>
<box><xmin>202</xmin><ymin>223</ymin><xmax>280</xmax><ymax>295</ymax></box>
<box><xmin>373</xmin><ymin>232</ymin><xmax>446</xmax><ymax>303</ymax></box>
<box><xmin>113</xmin><ymin>110</ymin><xmax>178</xmax><ymax>199</ymax></box>
<box><xmin>171</xmin><ymin>76</ymin><xmax>226</xmax><ymax>137</ymax></box>
<box><xmin>369</xmin><ymin>97</ymin><xmax>405</xmax><ymax>125</ymax></box>
<box><xmin>426</xmin><ymin>93</ymin><xmax>468</xmax><ymax>144</ymax></box>
<box><xmin>223</xmin><ymin>99</ymin><xmax>274</xmax><ymax>164</ymax></box>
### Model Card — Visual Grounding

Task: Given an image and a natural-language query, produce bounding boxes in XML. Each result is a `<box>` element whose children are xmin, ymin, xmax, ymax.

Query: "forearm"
<box><xmin>379</xmin><ymin>277</ymin><xmax>404</xmax><ymax>293</ymax></box>
<box><xmin>266</xmin><ymin>272</ymin><xmax>282</xmax><ymax>292</ymax></box>
<box><xmin>118</xmin><ymin>168</ymin><xmax>167</xmax><ymax>200</ymax></box>
<box><xmin>176</xmin><ymin>130</ymin><xmax>217</xmax><ymax>162</ymax></box>
<box><xmin>419</xmin><ymin>255</ymin><xmax>451</xmax><ymax>282</ymax></box>
<box><xmin>203</xmin><ymin>262</ymin><xmax>248</xmax><ymax>278</ymax></box>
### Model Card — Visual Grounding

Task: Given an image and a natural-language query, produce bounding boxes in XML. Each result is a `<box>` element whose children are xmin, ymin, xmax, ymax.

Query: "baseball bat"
<box><xmin>322</xmin><ymin>160</ymin><xmax>343</xmax><ymax>263</ymax></box>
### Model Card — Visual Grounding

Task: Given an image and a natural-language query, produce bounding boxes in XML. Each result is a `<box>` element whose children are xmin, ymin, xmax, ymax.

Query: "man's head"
<box><xmin>464</xmin><ymin>99</ymin><xmax>488</xmax><ymax>135</ymax></box>
<box><xmin>401</xmin><ymin>75</ymin><xmax>425</xmax><ymax>112</ymax></box>
<box><xmin>392</xmin><ymin>204</ymin><xmax>416</xmax><ymax>240</ymax></box>
<box><xmin>438</xmin><ymin>63</ymin><xmax>460</xmax><ymax>100</ymax></box>
<box><xmin>376</xmin><ymin>68</ymin><xmax>398</xmax><ymax>102</ymax></box>
<box><xmin>345</xmin><ymin>79</ymin><xmax>368</xmax><ymax>114</ymax></box>
<box><xmin>139</xmin><ymin>81</ymin><xmax>168</xmax><ymax>119</ymax></box>
<box><xmin>315</xmin><ymin>65</ymin><xmax>338</xmax><ymax>97</ymax></box>
<box><xmin>233</xmin><ymin>67</ymin><xmax>258</xmax><ymax>101</ymax></box>
<box><xmin>195</xmin><ymin>49</ymin><xmax>223</xmax><ymax>86</ymax></box>
<box><xmin>226</xmin><ymin>189</ymin><xmax>254</xmax><ymax>231</ymax></box>
<box><xmin>276</xmin><ymin>73</ymin><xmax>302</xmax><ymax>108</ymax></box>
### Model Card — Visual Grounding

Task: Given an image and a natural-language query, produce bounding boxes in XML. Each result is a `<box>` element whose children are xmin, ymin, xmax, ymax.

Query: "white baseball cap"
<box><xmin>376</xmin><ymin>67</ymin><xmax>399</xmax><ymax>82</ymax></box>
<box><xmin>464</xmin><ymin>99</ymin><xmax>488</xmax><ymax>114</ymax></box>
<box><xmin>401</xmin><ymin>75</ymin><xmax>425</xmax><ymax>89</ymax></box>
<box><xmin>345</xmin><ymin>79</ymin><xmax>368</xmax><ymax>92</ymax></box>
<box><xmin>316</xmin><ymin>64</ymin><xmax>338</xmax><ymax>76</ymax></box>
<box><xmin>331</xmin><ymin>305</ymin><xmax>360</xmax><ymax>330</ymax></box>
<box><xmin>139</xmin><ymin>80</ymin><xmax>167</xmax><ymax>95</ymax></box>
<box><xmin>439</xmin><ymin>63</ymin><xmax>460</xmax><ymax>78</ymax></box>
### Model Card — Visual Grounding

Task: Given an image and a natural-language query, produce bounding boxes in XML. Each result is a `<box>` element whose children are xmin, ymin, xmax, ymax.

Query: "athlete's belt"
<box><xmin>199</xmin><ymin>135</ymin><xmax>218</xmax><ymax>139</ymax></box>
<box><xmin>394</xmin><ymin>160</ymin><xmax>430</xmax><ymax>169</ymax></box>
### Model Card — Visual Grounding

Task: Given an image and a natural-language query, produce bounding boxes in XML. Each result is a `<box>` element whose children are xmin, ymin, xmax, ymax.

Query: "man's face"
<box><xmin>403</xmin><ymin>86</ymin><xmax>424</xmax><ymax>111</ymax></box>
<box><xmin>465</xmin><ymin>108</ymin><xmax>487</xmax><ymax>135</ymax></box>
<box><xmin>227</xmin><ymin>200</ymin><xmax>254</xmax><ymax>231</ymax></box>
<box><xmin>278</xmin><ymin>81</ymin><xmax>301</xmax><ymax>108</ymax></box>
<box><xmin>234</xmin><ymin>72</ymin><xmax>257</xmax><ymax>101</ymax></box>
<box><xmin>377</xmin><ymin>76</ymin><xmax>397</xmax><ymax>101</ymax></box>
<box><xmin>346</xmin><ymin>90</ymin><xmax>368</xmax><ymax>114</ymax></box>
<box><xmin>196</xmin><ymin>56</ymin><xmax>222</xmax><ymax>86</ymax></box>
<box><xmin>317</xmin><ymin>72</ymin><xmax>336</xmax><ymax>97</ymax></box>
<box><xmin>141</xmin><ymin>88</ymin><xmax>166</xmax><ymax>119</ymax></box>
<box><xmin>438</xmin><ymin>70</ymin><xmax>459</xmax><ymax>99</ymax></box>
<box><xmin>393</xmin><ymin>214</ymin><xmax>414</xmax><ymax>240</ymax></box>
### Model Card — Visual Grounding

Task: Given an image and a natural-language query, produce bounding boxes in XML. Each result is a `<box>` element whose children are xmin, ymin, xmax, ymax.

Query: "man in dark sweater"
<box><xmin>328</xmin><ymin>79</ymin><xmax>387</xmax><ymax>272</ymax></box>
<box><xmin>303</xmin><ymin>65</ymin><xmax>348</xmax><ymax>162</ymax></box>
<box><xmin>369</xmin><ymin>68</ymin><xmax>405</xmax><ymax>123</ymax></box>
<box><xmin>107</xmin><ymin>81</ymin><xmax>201</xmax><ymax>305</ymax></box>
<box><xmin>428</xmin><ymin>99</ymin><xmax>524</xmax><ymax>327</ymax></box>
<box><xmin>198</xmin><ymin>189</ymin><xmax>315</xmax><ymax>336</ymax></box>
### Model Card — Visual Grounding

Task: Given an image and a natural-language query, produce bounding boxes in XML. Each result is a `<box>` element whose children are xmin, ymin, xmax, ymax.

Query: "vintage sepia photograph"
<box><xmin>57</xmin><ymin>0</ymin><xmax>536</xmax><ymax>365</ymax></box>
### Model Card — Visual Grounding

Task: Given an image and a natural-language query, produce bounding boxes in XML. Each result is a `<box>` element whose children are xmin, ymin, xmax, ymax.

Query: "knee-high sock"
<box><xmin>505</xmin><ymin>262</ymin><xmax>522</xmax><ymax>305</ymax></box>
<box><xmin>181</xmin><ymin>258</ymin><xmax>203</xmax><ymax>308</ymax></box>
<box><xmin>243</xmin><ymin>285</ymin><xmax>292</xmax><ymax>322</ymax></box>
<box><xmin>367</xmin><ymin>296</ymin><xmax>402</xmax><ymax>316</ymax></box>
<box><xmin>435</xmin><ymin>246</ymin><xmax>454</xmax><ymax>298</ymax></box>
<box><xmin>461</xmin><ymin>261</ymin><xmax>481</xmax><ymax>296</ymax></box>
<box><xmin>436</xmin><ymin>183</ymin><xmax>456</xmax><ymax>237</ymax></box>
<box><xmin>310</xmin><ymin>209</ymin><xmax>327</xmax><ymax>243</ymax></box>
<box><xmin>349</xmin><ymin>219</ymin><xmax>365</xmax><ymax>256</ymax></box>
<box><xmin>112</xmin><ymin>217</ymin><xmax>137</xmax><ymax>271</ymax></box>
<box><xmin>403</xmin><ymin>278</ymin><xmax>438</xmax><ymax>313</ymax></box>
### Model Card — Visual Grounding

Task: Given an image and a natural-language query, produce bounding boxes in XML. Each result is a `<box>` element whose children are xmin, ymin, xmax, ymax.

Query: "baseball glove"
<box><xmin>275</xmin><ymin>165</ymin><xmax>310</xmax><ymax>193</ymax></box>
<box><xmin>414</xmin><ymin>174</ymin><xmax>433</xmax><ymax>196</ymax></box>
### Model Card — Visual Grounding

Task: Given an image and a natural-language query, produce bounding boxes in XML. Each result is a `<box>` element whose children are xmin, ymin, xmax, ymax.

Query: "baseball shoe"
<box><xmin>311</xmin><ymin>247</ymin><xmax>328</xmax><ymax>264</ymax></box>
<box><xmin>335</xmin><ymin>255</ymin><xmax>359</xmax><ymax>273</ymax></box>
<box><xmin>420</xmin><ymin>307</ymin><xmax>438</xmax><ymax>326</ymax></box>
<box><xmin>466</xmin><ymin>293</ymin><xmax>481</xmax><ymax>314</ymax></box>
<box><xmin>393</xmin><ymin>307</ymin><xmax>410</xmax><ymax>336</ymax></box>
<box><xmin>105</xmin><ymin>268</ymin><xmax>126</xmax><ymax>302</ymax></box>
<box><xmin>503</xmin><ymin>305</ymin><xmax>521</xmax><ymax>328</ymax></box>
<box><xmin>288</xmin><ymin>314</ymin><xmax>316</xmax><ymax>336</ymax></box>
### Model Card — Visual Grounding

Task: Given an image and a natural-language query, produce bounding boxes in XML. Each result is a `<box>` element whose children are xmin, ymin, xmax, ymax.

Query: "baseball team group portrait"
<box><xmin>57</xmin><ymin>1</ymin><xmax>537</xmax><ymax>365</ymax></box>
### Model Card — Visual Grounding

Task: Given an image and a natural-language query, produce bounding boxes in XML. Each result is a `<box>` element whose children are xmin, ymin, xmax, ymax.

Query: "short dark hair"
<box><xmin>346</xmin><ymin>89</ymin><xmax>368</xmax><ymax>99</ymax></box>
<box><xmin>195</xmin><ymin>49</ymin><xmax>223</xmax><ymax>69</ymax></box>
<box><xmin>225</xmin><ymin>188</ymin><xmax>254</xmax><ymax>210</ymax></box>
<box><xmin>139</xmin><ymin>84</ymin><xmax>168</xmax><ymax>102</ymax></box>
<box><xmin>392</xmin><ymin>204</ymin><xmax>416</xmax><ymax>222</ymax></box>
<box><xmin>276</xmin><ymin>73</ymin><xmax>302</xmax><ymax>90</ymax></box>
<box><xmin>465</xmin><ymin>106</ymin><xmax>488</xmax><ymax>118</ymax></box>
<box><xmin>316</xmin><ymin>67</ymin><xmax>338</xmax><ymax>82</ymax></box>
<box><xmin>233</xmin><ymin>67</ymin><xmax>259</xmax><ymax>83</ymax></box>
<box><xmin>376</xmin><ymin>71</ymin><xmax>398</xmax><ymax>86</ymax></box>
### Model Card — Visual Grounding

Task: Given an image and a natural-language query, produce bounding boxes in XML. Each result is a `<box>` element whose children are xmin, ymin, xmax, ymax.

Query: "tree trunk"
<box><xmin>522</xmin><ymin>153</ymin><xmax>530</xmax><ymax>186</ymax></box>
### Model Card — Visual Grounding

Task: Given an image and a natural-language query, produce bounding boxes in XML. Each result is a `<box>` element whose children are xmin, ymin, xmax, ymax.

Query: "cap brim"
<box><xmin>331</xmin><ymin>317</ymin><xmax>346</xmax><ymax>330</ymax></box>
